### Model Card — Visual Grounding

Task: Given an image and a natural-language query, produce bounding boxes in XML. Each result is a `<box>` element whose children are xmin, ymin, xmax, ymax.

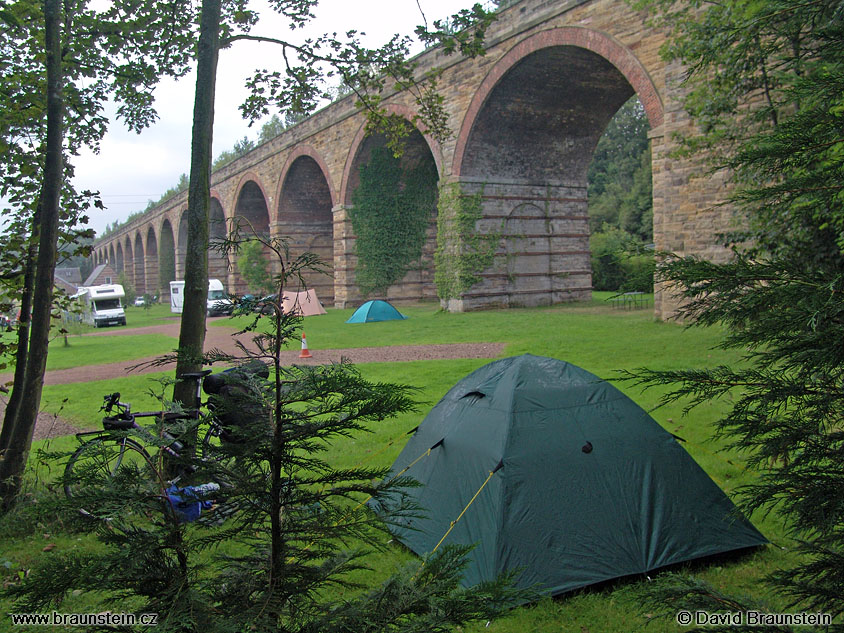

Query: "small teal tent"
<box><xmin>373</xmin><ymin>354</ymin><xmax>767</xmax><ymax>597</ymax></box>
<box><xmin>345</xmin><ymin>300</ymin><xmax>407</xmax><ymax>323</ymax></box>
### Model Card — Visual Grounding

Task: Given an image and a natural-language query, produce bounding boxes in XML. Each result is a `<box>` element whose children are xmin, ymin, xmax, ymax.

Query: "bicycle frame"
<box><xmin>72</xmin><ymin>417</ymin><xmax>184</xmax><ymax>461</ymax></box>
<box><xmin>80</xmin><ymin>369</ymin><xmax>217</xmax><ymax>464</ymax></box>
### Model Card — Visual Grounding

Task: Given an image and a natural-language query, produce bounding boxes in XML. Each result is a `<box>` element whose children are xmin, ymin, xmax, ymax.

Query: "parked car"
<box><xmin>236</xmin><ymin>294</ymin><xmax>257</xmax><ymax>312</ymax></box>
<box><xmin>134</xmin><ymin>297</ymin><xmax>146</xmax><ymax>307</ymax></box>
<box><xmin>257</xmin><ymin>294</ymin><xmax>278</xmax><ymax>315</ymax></box>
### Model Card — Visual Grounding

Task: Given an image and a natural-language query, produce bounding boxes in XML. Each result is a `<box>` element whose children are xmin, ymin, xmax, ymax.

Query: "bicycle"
<box><xmin>64</xmin><ymin>363</ymin><xmax>268</xmax><ymax>521</ymax></box>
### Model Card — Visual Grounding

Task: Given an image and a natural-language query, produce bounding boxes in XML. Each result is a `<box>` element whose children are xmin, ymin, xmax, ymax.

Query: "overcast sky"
<box><xmin>73</xmin><ymin>0</ymin><xmax>482</xmax><ymax>237</ymax></box>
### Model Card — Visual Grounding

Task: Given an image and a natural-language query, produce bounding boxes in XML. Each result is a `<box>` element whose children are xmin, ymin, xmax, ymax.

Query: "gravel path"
<box><xmin>34</xmin><ymin>342</ymin><xmax>505</xmax><ymax>385</ymax></box>
<box><xmin>0</xmin><ymin>396</ymin><xmax>88</xmax><ymax>441</ymax></box>
<box><xmin>1</xmin><ymin>318</ymin><xmax>504</xmax><ymax>440</ymax></box>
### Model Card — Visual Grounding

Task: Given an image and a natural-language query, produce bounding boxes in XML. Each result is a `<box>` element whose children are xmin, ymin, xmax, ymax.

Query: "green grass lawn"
<box><xmin>36</xmin><ymin>304</ymin><xmax>196</xmax><ymax>370</ymax></box>
<box><xmin>112</xmin><ymin>302</ymin><xmax>181</xmax><ymax>329</ymax></box>
<box><xmin>44</xmin><ymin>335</ymin><xmax>178</xmax><ymax>371</ymax></box>
<box><xmin>215</xmin><ymin>292</ymin><xmax>673</xmax><ymax>352</ymax></box>
<box><xmin>0</xmin><ymin>294</ymin><xmax>797</xmax><ymax>631</ymax></box>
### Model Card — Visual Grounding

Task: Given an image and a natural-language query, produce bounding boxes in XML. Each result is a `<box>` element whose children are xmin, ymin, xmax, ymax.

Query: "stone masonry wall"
<box><xmin>93</xmin><ymin>0</ymin><xmax>735</xmax><ymax>320</ymax></box>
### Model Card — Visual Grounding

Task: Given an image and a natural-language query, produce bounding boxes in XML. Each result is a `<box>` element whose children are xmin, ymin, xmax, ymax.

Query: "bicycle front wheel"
<box><xmin>64</xmin><ymin>436</ymin><xmax>155</xmax><ymax>503</ymax></box>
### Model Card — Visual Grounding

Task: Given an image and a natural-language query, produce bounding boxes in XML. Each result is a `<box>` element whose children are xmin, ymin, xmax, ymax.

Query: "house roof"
<box><xmin>83</xmin><ymin>263</ymin><xmax>108</xmax><ymax>287</ymax></box>
<box><xmin>53</xmin><ymin>276</ymin><xmax>79</xmax><ymax>296</ymax></box>
<box><xmin>55</xmin><ymin>267</ymin><xmax>82</xmax><ymax>285</ymax></box>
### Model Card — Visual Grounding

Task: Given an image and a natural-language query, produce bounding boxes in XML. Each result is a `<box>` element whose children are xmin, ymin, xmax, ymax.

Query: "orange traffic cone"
<box><xmin>299</xmin><ymin>332</ymin><xmax>313</xmax><ymax>359</ymax></box>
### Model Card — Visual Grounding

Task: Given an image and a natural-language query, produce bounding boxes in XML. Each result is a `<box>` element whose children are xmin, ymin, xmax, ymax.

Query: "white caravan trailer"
<box><xmin>77</xmin><ymin>284</ymin><xmax>126</xmax><ymax>327</ymax></box>
<box><xmin>170</xmin><ymin>279</ymin><xmax>232</xmax><ymax>316</ymax></box>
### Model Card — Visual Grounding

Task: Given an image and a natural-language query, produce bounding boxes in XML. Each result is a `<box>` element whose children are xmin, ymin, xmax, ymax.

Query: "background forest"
<box><xmin>587</xmin><ymin>96</ymin><xmax>654</xmax><ymax>292</ymax></box>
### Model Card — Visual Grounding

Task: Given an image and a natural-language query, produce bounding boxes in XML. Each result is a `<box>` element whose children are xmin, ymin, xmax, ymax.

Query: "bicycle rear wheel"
<box><xmin>64</xmin><ymin>436</ymin><xmax>155</xmax><ymax>504</ymax></box>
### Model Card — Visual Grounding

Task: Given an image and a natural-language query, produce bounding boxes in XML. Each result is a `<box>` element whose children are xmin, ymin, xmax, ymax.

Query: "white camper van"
<box><xmin>170</xmin><ymin>279</ymin><xmax>232</xmax><ymax>316</ymax></box>
<box><xmin>77</xmin><ymin>284</ymin><xmax>126</xmax><ymax>327</ymax></box>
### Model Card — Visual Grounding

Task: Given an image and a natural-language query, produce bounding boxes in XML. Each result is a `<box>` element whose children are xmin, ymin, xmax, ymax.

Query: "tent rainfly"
<box><xmin>373</xmin><ymin>354</ymin><xmax>768</xmax><ymax>597</ymax></box>
<box><xmin>345</xmin><ymin>300</ymin><xmax>407</xmax><ymax>323</ymax></box>
<box><xmin>282</xmin><ymin>289</ymin><xmax>326</xmax><ymax>316</ymax></box>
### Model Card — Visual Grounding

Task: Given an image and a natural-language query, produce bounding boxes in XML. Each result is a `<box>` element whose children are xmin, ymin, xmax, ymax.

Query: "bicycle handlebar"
<box><xmin>101</xmin><ymin>392</ymin><xmax>134</xmax><ymax>420</ymax></box>
<box><xmin>102</xmin><ymin>393</ymin><xmax>120</xmax><ymax>413</ymax></box>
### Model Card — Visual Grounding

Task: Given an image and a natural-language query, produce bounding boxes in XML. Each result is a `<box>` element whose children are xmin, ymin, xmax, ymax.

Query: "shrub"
<box><xmin>590</xmin><ymin>225</ymin><xmax>654</xmax><ymax>292</ymax></box>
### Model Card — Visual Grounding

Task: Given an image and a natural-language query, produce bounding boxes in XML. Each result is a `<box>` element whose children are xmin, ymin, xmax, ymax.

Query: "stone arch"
<box><xmin>338</xmin><ymin>117</ymin><xmax>441</xmax><ymax>303</ymax></box>
<box><xmin>115</xmin><ymin>242</ymin><xmax>124</xmax><ymax>276</ymax></box>
<box><xmin>123</xmin><ymin>236</ymin><xmax>133</xmax><ymax>289</ymax></box>
<box><xmin>276</xmin><ymin>148</ymin><xmax>336</xmax><ymax>303</ymax></box>
<box><xmin>277</xmin><ymin>145</ymin><xmax>337</xmax><ymax>214</ymax></box>
<box><xmin>340</xmin><ymin>104</ymin><xmax>442</xmax><ymax>206</ymax></box>
<box><xmin>445</xmin><ymin>26</ymin><xmax>663</xmax><ymax>309</ymax></box>
<box><xmin>177</xmin><ymin>207</ymin><xmax>189</xmax><ymax>280</ymax></box>
<box><xmin>453</xmin><ymin>27</ymin><xmax>663</xmax><ymax>175</ymax></box>
<box><xmin>145</xmin><ymin>226</ymin><xmax>159</xmax><ymax>301</ymax></box>
<box><xmin>159</xmin><ymin>219</ymin><xmax>176</xmax><ymax>301</ymax></box>
<box><xmin>208</xmin><ymin>195</ymin><xmax>229</xmax><ymax>288</ymax></box>
<box><xmin>231</xmin><ymin>173</ymin><xmax>272</xmax><ymax>234</ymax></box>
<box><xmin>232</xmin><ymin>175</ymin><xmax>271</xmax><ymax>294</ymax></box>
<box><xmin>108</xmin><ymin>243</ymin><xmax>116</xmax><ymax>268</ymax></box>
<box><xmin>133</xmin><ymin>232</ymin><xmax>146</xmax><ymax>296</ymax></box>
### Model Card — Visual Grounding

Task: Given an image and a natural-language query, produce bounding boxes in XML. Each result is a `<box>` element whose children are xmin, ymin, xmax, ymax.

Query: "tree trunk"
<box><xmin>0</xmin><ymin>210</ymin><xmax>39</xmax><ymax>457</ymax></box>
<box><xmin>172</xmin><ymin>0</ymin><xmax>221</xmax><ymax>413</ymax></box>
<box><xmin>0</xmin><ymin>0</ymin><xmax>63</xmax><ymax>512</ymax></box>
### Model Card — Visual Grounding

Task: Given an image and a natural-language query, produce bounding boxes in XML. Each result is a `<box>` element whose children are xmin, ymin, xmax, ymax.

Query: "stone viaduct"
<box><xmin>91</xmin><ymin>0</ymin><xmax>732</xmax><ymax>320</ymax></box>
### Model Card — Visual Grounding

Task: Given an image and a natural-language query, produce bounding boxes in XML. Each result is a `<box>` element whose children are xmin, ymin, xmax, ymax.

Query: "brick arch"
<box><xmin>340</xmin><ymin>104</ymin><xmax>443</xmax><ymax>206</ymax></box>
<box><xmin>115</xmin><ymin>242</ymin><xmax>125</xmax><ymax>276</ymax></box>
<box><xmin>208</xmin><ymin>192</ymin><xmax>227</xmax><ymax>235</ymax></box>
<box><xmin>452</xmin><ymin>26</ymin><xmax>663</xmax><ymax>177</ymax></box>
<box><xmin>145</xmin><ymin>224</ymin><xmax>158</xmax><ymax>256</ymax></box>
<box><xmin>158</xmin><ymin>218</ymin><xmax>176</xmax><ymax>300</ymax></box>
<box><xmin>208</xmin><ymin>188</ymin><xmax>225</xmax><ymax>220</ymax></box>
<box><xmin>176</xmin><ymin>207</ymin><xmax>189</xmax><ymax>249</ymax></box>
<box><xmin>276</xmin><ymin>145</ymin><xmax>337</xmax><ymax>219</ymax></box>
<box><xmin>207</xmin><ymin>194</ymin><xmax>229</xmax><ymax>287</ymax></box>
<box><xmin>133</xmin><ymin>231</ymin><xmax>146</xmax><ymax>295</ymax></box>
<box><xmin>123</xmin><ymin>236</ymin><xmax>134</xmax><ymax>286</ymax></box>
<box><xmin>230</xmin><ymin>172</ymin><xmax>272</xmax><ymax>219</ymax></box>
<box><xmin>275</xmin><ymin>144</ymin><xmax>337</xmax><ymax>303</ymax></box>
<box><xmin>230</xmin><ymin>173</ymin><xmax>272</xmax><ymax>294</ymax></box>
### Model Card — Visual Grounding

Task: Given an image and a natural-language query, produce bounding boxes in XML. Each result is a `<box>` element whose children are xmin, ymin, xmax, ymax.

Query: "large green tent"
<box><xmin>375</xmin><ymin>354</ymin><xmax>767</xmax><ymax>596</ymax></box>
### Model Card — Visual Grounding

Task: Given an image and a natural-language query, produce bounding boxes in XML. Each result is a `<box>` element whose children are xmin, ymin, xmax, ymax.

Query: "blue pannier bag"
<box><xmin>165</xmin><ymin>483</ymin><xmax>220</xmax><ymax>523</ymax></box>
